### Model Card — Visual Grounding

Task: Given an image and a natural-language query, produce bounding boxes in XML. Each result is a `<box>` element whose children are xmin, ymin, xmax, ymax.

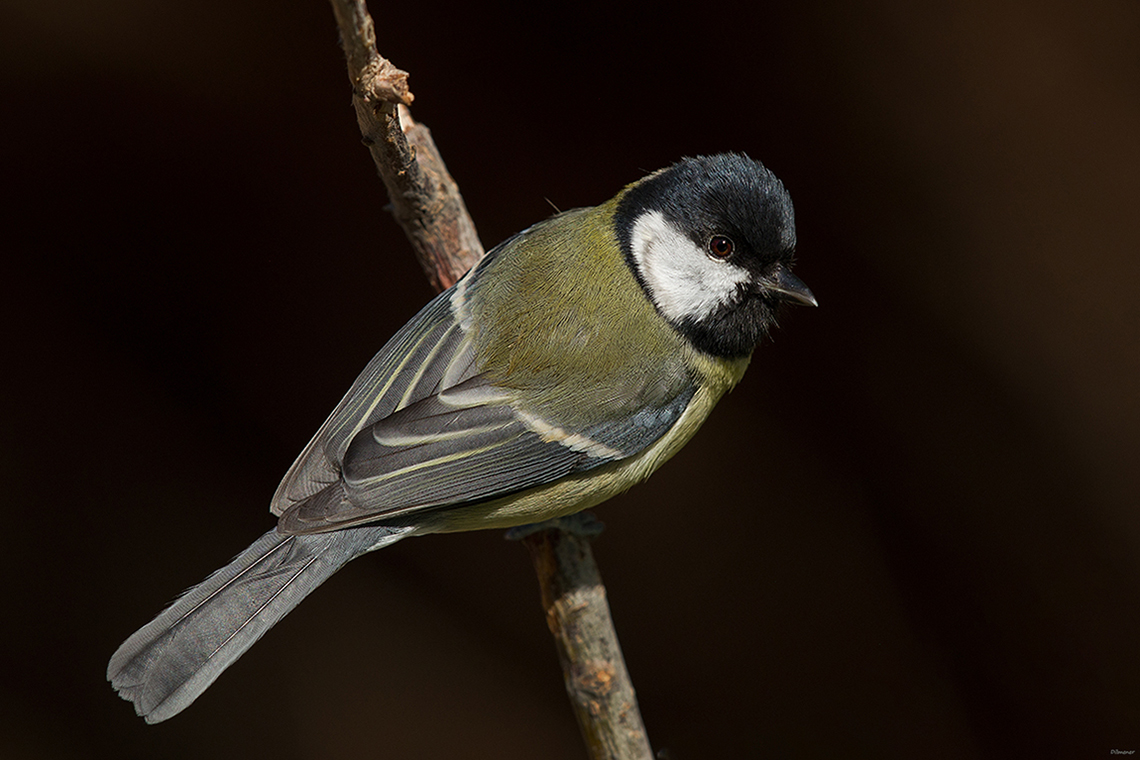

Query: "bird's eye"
<box><xmin>707</xmin><ymin>235</ymin><xmax>734</xmax><ymax>259</ymax></box>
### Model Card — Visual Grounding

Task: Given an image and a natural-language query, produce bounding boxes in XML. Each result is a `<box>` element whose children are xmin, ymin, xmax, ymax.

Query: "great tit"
<box><xmin>108</xmin><ymin>152</ymin><xmax>815</xmax><ymax>723</ymax></box>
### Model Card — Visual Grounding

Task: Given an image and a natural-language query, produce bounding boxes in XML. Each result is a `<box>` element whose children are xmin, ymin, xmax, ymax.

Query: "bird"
<box><xmin>107</xmin><ymin>152</ymin><xmax>816</xmax><ymax>723</ymax></box>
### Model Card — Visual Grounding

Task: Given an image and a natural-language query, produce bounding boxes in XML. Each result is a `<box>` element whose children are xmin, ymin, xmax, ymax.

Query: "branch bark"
<box><xmin>326</xmin><ymin>2</ymin><xmax>653</xmax><ymax>758</ymax></box>
<box><xmin>329</xmin><ymin>0</ymin><xmax>483</xmax><ymax>290</ymax></box>
<box><xmin>522</xmin><ymin>522</ymin><xmax>655</xmax><ymax>759</ymax></box>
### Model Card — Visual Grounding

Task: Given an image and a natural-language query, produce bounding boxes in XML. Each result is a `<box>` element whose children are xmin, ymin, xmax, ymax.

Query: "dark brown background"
<box><xmin>3</xmin><ymin>1</ymin><xmax>1138</xmax><ymax>758</ymax></box>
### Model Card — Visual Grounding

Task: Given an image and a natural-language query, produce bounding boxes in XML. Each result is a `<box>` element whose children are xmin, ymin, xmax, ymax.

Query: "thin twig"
<box><xmin>329</xmin><ymin>0</ymin><xmax>483</xmax><ymax>290</ymax></box>
<box><xmin>326</xmin><ymin>2</ymin><xmax>653</xmax><ymax>757</ymax></box>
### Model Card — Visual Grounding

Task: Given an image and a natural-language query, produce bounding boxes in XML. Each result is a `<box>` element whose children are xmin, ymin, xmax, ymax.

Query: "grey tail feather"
<box><xmin>107</xmin><ymin>523</ymin><xmax>412</xmax><ymax>723</ymax></box>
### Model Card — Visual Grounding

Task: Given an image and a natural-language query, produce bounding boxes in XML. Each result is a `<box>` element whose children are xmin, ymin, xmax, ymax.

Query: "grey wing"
<box><xmin>276</xmin><ymin>375</ymin><xmax>697</xmax><ymax>535</ymax></box>
<box><xmin>271</xmin><ymin>288</ymin><xmax>478</xmax><ymax>516</ymax></box>
<box><xmin>272</xmin><ymin>261</ymin><xmax>697</xmax><ymax>535</ymax></box>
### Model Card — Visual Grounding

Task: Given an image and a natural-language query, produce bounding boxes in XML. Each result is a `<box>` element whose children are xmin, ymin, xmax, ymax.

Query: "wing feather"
<box><xmin>277</xmin><ymin>386</ymin><xmax>587</xmax><ymax>533</ymax></box>
<box><xmin>271</xmin><ymin>290</ymin><xmax>473</xmax><ymax>514</ymax></box>
<box><xmin>276</xmin><ymin>375</ymin><xmax>696</xmax><ymax>534</ymax></box>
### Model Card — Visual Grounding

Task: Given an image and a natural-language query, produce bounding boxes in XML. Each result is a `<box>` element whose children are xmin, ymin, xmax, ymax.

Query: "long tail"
<box><xmin>107</xmin><ymin>523</ymin><xmax>412</xmax><ymax>723</ymax></box>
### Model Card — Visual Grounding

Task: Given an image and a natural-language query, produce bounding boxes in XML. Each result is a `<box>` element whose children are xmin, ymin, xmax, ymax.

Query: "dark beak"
<box><xmin>763</xmin><ymin>265</ymin><xmax>818</xmax><ymax>307</ymax></box>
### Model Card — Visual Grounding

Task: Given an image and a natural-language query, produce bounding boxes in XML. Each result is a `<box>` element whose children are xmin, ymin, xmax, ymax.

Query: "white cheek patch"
<box><xmin>629</xmin><ymin>210</ymin><xmax>751</xmax><ymax>323</ymax></box>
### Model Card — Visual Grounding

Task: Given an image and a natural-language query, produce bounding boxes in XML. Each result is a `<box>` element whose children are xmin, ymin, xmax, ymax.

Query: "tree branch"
<box><xmin>522</xmin><ymin>521</ymin><xmax>655</xmax><ymax>759</ymax></box>
<box><xmin>327</xmin><ymin>2</ymin><xmax>653</xmax><ymax>757</ymax></box>
<box><xmin>329</xmin><ymin>0</ymin><xmax>483</xmax><ymax>290</ymax></box>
